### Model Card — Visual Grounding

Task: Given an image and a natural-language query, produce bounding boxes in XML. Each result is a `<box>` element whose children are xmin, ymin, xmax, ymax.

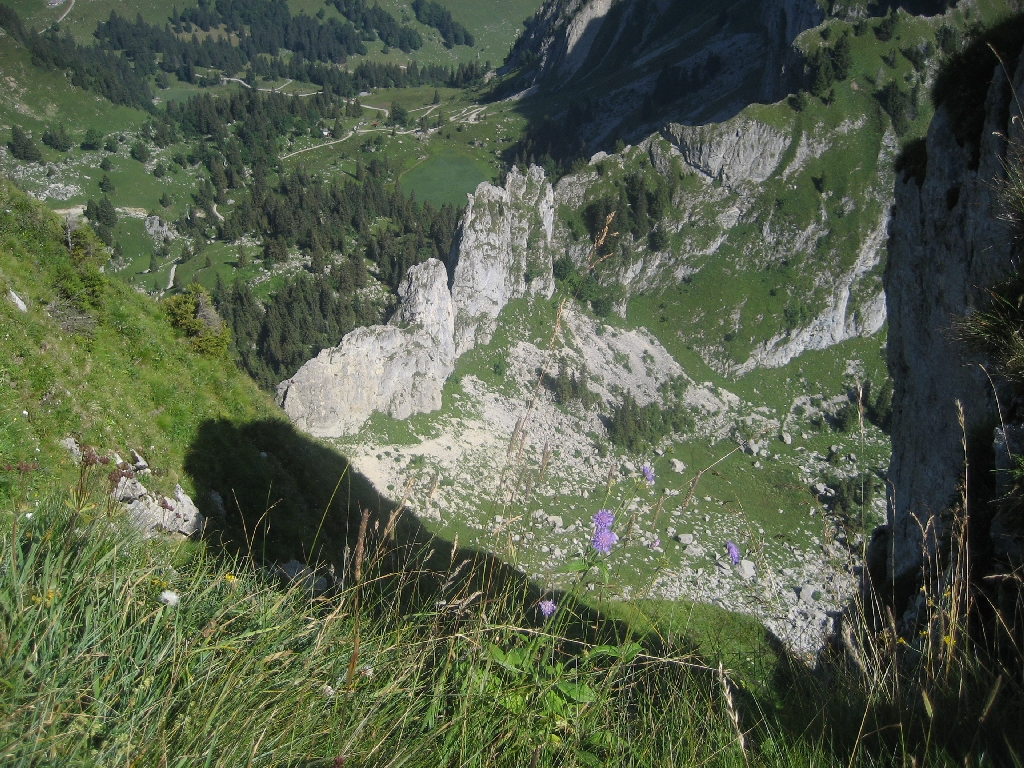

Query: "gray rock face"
<box><xmin>451</xmin><ymin>165</ymin><xmax>555</xmax><ymax>355</ymax></box>
<box><xmin>664</xmin><ymin>117</ymin><xmax>791</xmax><ymax>186</ymax></box>
<box><xmin>885</xmin><ymin>57</ymin><xmax>1024</xmax><ymax>582</ymax></box>
<box><xmin>503</xmin><ymin>0</ymin><xmax>821</xmax><ymax>136</ymax></box>
<box><xmin>277</xmin><ymin>167</ymin><xmax>558</xmax><ymax>437</ymax></box>
<box><xmin>276</xmin><ymin>259</ymin><xmax>456</xmax><ymax>437</ymax></box>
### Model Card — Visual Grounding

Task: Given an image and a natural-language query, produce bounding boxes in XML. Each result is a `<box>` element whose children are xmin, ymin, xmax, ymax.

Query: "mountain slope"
<box><xmin>497</xmin><ymin>0</ymin><xmax>824</xmax><ymax>161</ymax></box>
<box><xmin>0</xmin><ymin>178</ymin><xmax>378</xmax><ymax>565</ymax></box>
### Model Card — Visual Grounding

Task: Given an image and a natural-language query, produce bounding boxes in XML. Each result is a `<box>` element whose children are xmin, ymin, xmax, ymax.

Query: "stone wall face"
<box><xmin>884</xmin><ymin>56</ymin><xmax>1024</xmax><ymax>583</ymax></box>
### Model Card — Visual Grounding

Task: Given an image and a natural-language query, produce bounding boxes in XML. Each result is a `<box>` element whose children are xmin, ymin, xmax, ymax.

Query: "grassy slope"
<box><xmin>0</xmin><ymin>178</ymin><xmax>388</xmax><ymax>567</ymax></box>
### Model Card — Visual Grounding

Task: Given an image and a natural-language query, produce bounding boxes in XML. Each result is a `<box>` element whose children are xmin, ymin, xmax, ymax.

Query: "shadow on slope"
<box><xmin>182</xmin><ymin>416</ymin><xmax>765</xmax><ymax>654</ymax></box>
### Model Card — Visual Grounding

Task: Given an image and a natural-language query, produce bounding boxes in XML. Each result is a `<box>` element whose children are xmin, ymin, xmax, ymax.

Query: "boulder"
<box><xmin>8</xmin><ymin>289</ymin><xmax>27</xmax><ymax>312</ymax></box>
<box><xmin>119</xmin><ymin>482</ymin><xmax>205</xmax><ymax>539</ymax></box>
<box><xmin>670</xmin><ymin>458</ymin><xmax>687</xmax><ymax>473</ymax></box>
<box><xmin>59</xmin><ymin>436</ymin><xmax>82</xmax><ymax>464</ymax></box>
<box><xmin>278</xmin><ymin>559</ymin><xmax>333</xmax><ymax>595</ymax></box>
<box><xmin>737</xmin><ymin>559</ymin><xmax>756</xmax><ymax>581</ymax></box>
<box><xmin>131</xmin><ymin>449</ymin><xmax>149</xmax><ymax>473</ymax></box>
<box><xmin>798</xmin><ymin>584</ymin><xmax>818</xmax><ymax>604</ymax></box>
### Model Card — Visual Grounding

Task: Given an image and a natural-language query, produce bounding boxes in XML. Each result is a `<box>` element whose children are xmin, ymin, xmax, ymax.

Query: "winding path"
<box><xmin>56</xmin><ymin>0</ymin><xmax>74</xmax><ymax>23</ymax></box>
<box><xmin>280</xmin><ymin>130</ymin><xmax>354</xmax><ymax>159</ymax></box>
<box><xmin>166</xmin><ymin>263</ymin><xmax>177</xmax><ymax>291</ymax></box>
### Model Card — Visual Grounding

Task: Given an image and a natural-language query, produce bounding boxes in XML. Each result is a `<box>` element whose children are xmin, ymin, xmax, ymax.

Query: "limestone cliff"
<box><xmin>664</xmin><ymin>118</ymin><xmax>792</xmax><ymax>186</ymax></box>
<box><xmin>451</xmin><ymin>165</ymin><xmax>555</xmax><ymax>355</ymax></box>
<box><xmin>276</xmin><ymin>166</ymin><xmax>557</xmax><ymax>437</ymax></box>
<box><xmin>275</xmin><ymin>258</ymin><xmax>455</xmax><ymax>438</ymax></box>
<box><xmin>884</xmin><ymin>55</ymin><xmax>1023</xmax><ymax>584</ymax></box>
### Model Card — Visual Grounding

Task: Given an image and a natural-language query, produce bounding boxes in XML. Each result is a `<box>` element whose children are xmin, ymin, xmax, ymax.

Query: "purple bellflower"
<box><xmin>592</xmin><ymin>527</ymin><xmax>619</xmax><ymax>554</ymax></box>
<box><xmin>726</xmin><ymin>540</ymin><xmax>741</xmax><ymax>565</ymax></box>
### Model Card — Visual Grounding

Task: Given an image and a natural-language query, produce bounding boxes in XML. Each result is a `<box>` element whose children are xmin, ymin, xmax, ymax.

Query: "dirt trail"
<box><xmin>57</xmin><ymin>0</ymin><xmax>74</xmax><ymax>23</ymax></box>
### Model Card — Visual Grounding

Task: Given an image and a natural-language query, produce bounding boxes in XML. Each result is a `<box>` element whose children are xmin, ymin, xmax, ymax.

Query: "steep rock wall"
<box><xmin>276</xmin><ymin>167</ymin><xmax>557</xmax><ymax>437</ymax></box>
<box><xmin>276</xmin><ymin>259</ymin><xmax>456</xmax><ymax>438</ymax></box>
<box><xmin>451</xmin><ymin>165</ymin><xmax>555</xmax><ymax>355</ymax></box>
<box><xmin>502</xmin><ymin>0</ymin><xmax>822</xmax><ymax>144</ymax></box>
<box><xmin>885</xmin><ymin>58</ymin><xmax>1022</xmax><ymax>583</ymax></box>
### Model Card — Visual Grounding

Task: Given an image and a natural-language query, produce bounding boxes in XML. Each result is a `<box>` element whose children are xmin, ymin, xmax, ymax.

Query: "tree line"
<box><xmin>412</xmin><ymin>0</ymin><xmax>474</xmax><ymax>48</ymax></box>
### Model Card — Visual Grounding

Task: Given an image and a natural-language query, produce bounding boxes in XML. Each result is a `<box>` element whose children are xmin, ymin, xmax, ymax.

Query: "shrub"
<box><xmin>130</xmin><ymin>141</ymin><xmax>150</xmax><ymax>162</ymax></box>
<box><xmin>8</xmin><ymin>125</ymin><xmax>42</xmax><ymax>163</ymax></box>
<box><xmin>163</xmin><ymin>283</ymin><xmax>230</xmax><ymax>356</ymax></box>
<box><xmin>80</xmin><ymin>127</ymin><xmax>104</xmax><ymax>151</ymax></box>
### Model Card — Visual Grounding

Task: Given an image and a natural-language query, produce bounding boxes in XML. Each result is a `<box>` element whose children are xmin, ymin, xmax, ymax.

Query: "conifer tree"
<box><xmin>42</xmin><ymin>124</ymin><xmax>72</xmax><ymax>152</ymax></box>
<box><xmin>8</xmin><ymin>125</ymin><xmax>42</xmax><ymax>163</ymax></box>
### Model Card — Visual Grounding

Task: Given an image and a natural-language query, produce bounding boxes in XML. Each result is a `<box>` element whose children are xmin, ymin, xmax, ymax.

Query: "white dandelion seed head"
<box><xmin>159</xmin><ymin>590</ymin><xmax>179</xmax><ymax>607</ymax></box>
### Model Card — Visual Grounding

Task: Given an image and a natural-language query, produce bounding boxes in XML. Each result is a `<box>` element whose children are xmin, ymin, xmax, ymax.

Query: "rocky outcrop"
<box><xmin>734</xmin><ymin>213</ymin><xmax>889</xmax><ymax>374</ymax></box>
<box><xmin>664</xmin><ymin>117</ymin><xmax>791</xmax><ymax>187</ymax></box>
<box><xmin>451</xmin><ymin>165</ymin><xmax>555</xmax><ymax>355</ymax></box>
<box><xmin>884</xmin><ymin>57</ymin><xmax>1023</xmax><ymax>584</ymax></box>
<box><xmin>118</xmin><ymin>481</ymin><xmax>206</xmax><ymax>539</ymax></box>
<box><xmin>276</xmin><ymin>258</ymin><xmax>455</xmax><ymax>438</ymax></box>
<box><xmin>276</xmin><ymin>167</ymin><xmax>558</xmax><ymax>437</ymax></box>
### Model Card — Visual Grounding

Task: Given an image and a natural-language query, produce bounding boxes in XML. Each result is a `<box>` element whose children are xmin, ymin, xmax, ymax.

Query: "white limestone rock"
<box><xmin>276</xmin><ymin>259</ymin><xmax>455</xmax><ymax>437</ymax></box>
<box><xmin>8</xmin><ymin>289</ymin><xmax>27</xmax><ymax>312</ymax></box>
<box><xmin>120</xmin><ymin>482</ymin><xmax>205</xmax><ymax>539</ymax></box>
<box><xmin>450</xmin><ymin>165</ymin><xmax>555</xmax><ymax>355</ymax></box>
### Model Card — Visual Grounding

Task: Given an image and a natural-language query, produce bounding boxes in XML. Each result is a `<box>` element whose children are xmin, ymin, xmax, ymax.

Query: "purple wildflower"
<box><xmin>539</xmin><ymin>599</ymin><xmax>557</xmax><ymax>618</ymax></box>
<box><xmin>592</xmin><ymin>527</ymin><xmax>619</xmax><ymax>554</ymax></box>
<box><xmin>592</xmin><ymin>509</ymin><xmax>614</xmax><ymax>530</ymax></box>
<box><xmin>642</xmin><ymin>464</ymin><xmax>655</xmax><ymax>485</ymax></box>
<box><xmin>726</xmin><ymin>540</ymin><xmax>740</xmax><ymax>565</ymax></box>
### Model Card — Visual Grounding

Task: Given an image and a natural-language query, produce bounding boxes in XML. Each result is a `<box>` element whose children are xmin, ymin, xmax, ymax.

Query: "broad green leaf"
<box><xmin>556</xmin><ymin>680</ymin><xmax>597</xmax><ymax>703</ymax></box>
<box><xmin>557</xmin><ymin>559</ymin><xmax>589</xmax><ymax>573</ymax></box>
